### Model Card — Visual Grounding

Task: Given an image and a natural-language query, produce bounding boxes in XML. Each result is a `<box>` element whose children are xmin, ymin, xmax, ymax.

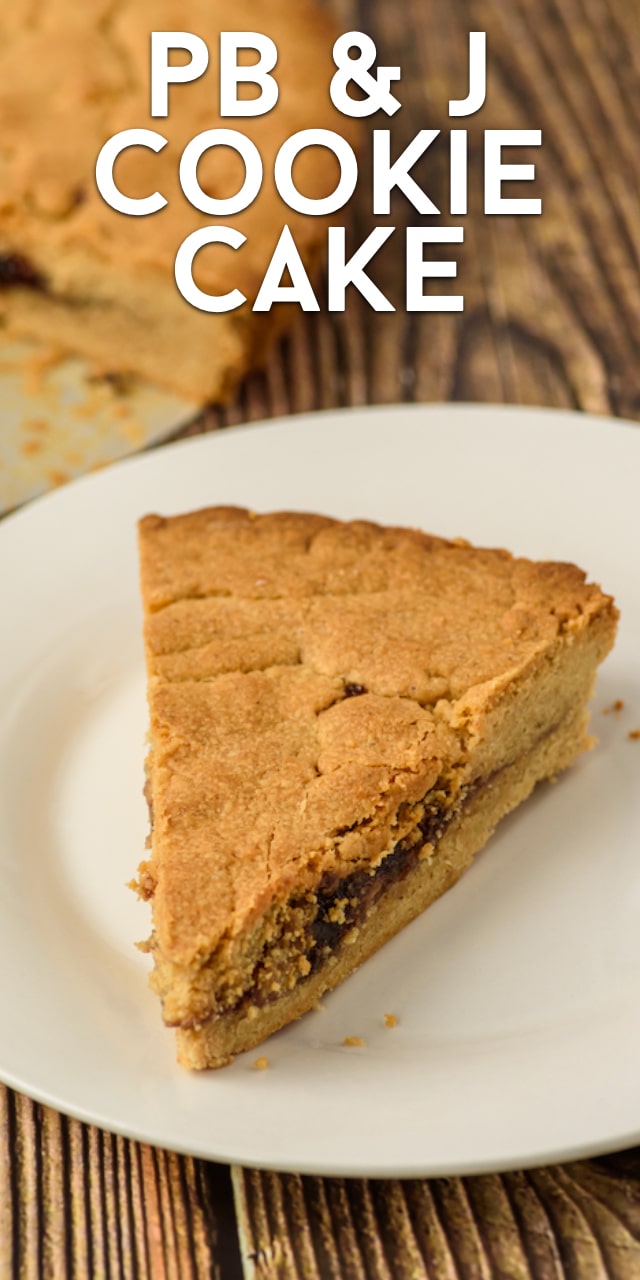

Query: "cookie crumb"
<box><xmin>628</xmin><ymin>729</ymin><xmax>640</xmax><ymax>740</ymax></box>
<box><xmin>343</xmin><ymin>1036</ymin><xmax>367</xmax><ymax>1048</ymax></box>
<box><xmin>132</xmin><ymin>864</ymin><xmax>156</xmax><ymax>901</ymax></box>
<box><xmin>20</xmin><ymin>439</ymin><xmax>43</xmax><ymax>457</ymax></box>
<box><xmin>253</xmin><ymin>1056</ymin><xmax>269</xmax><ymax>1070</ymax></box>
<box><xmin>603</xmin><ymin>700</ymin><xmax>625</xmax><ymax>715</ymax></box>
<box><xmin>384</xmin><ymin>1013</ymin><xmax>398</xmax><ymax>1028</ymax></box>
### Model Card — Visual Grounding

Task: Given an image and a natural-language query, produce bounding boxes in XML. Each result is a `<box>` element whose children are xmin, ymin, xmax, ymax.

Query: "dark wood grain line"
<box><xmin>533</xmin><ymin>251</ymin><xmax>621</xmax><ymax>415</ymax></box>
<box><xmin>129</xmin><ymin>1138</ymin><xmax>153</xmax><ymax>1279</ymax></box>
<box><xmin>530</xmin><ymin>65</ymin><xmax>640</xmax><ymax>372</ymax></box>
<box><xmin>270</xmin><ymin>1171</ymin><xmax>312</xmax><ymax>1279</ymax></box>
<box><xmin>184</xmin><ymin>1160</ymin><xmax>217</xmax><ymax>1280</ymax></box>
<box><xmin>474</xmin><ymin>0</ymin><xmax>640</xmax><ymax>365</ymax></box>
<box><xmin>497</xmin><ymin>315</ymin><xmax>582</xmax><ymax>412</ymax></box>
<box><xmin>238</xmin><ymin>1170</ymin><xmax>640</xmax><ymax>1280</ymax></box>
<box><xmin>143</xmin><ymin>1146</ymin><xmax>172</xmax><ymax>1274</ymax></box>
<box><xmin>344</xmin><ymin>0</ymin><xmax>417</xmax><ymax>408</ymax></box>
<box><xmin>1</xmin><ymin>1088</ymin><xmax>17</xmax><ymax>1278</ymax></box>
<box><xmin>373</xmin><ymin>1182</ymin><xmax>431</xmax><ymax>1280</ymax></box>
<box><xmin>527</xmin><ymin>1168</ymin><xmax>609</xmax><ymax>1280</ymax></box>
<box><xmin>169</xmin><ymin>1147</ymin><xmax>212</xmax><ymax>1280</ymax></box>
<box><xmin>173</xmin><ymin>1155</ymin><xmax>204</xmax><ymax>1280</ymax></box>
<box><xmin>550</xmin><ymin>1167</ymin><xmax>640</xmax><ymax>1278</ymax></box>
<box><xmin>41</xmin><ymin>1108</ymin><xmax>70</xmax><ymax>1280</ymax></box>
<box><xmin>156</xmin><ymin>1145</ymin><xmax>184</xmax><ymax>1280</ymax></box>
<box><xmin>465</xmin><ymin>1175</ymin><xmax>534</xmax><ymax>1280</ymax></box>
<box><xmin>177</xmin><ymin>1149</ymin><xmax>206</xmax><ymax>1279</ymax></box>
<box><xmin>139</xmin><ymin>1144</ymin><xmax>168</xmax><ymax>1279</ymax></box>
<box><xmin>398</xmin><ymin>1181</ymin><xmax>458</xmax><ymax>1280</ymax></box>
<box><xmin>159</xmin><ymin>1147</ymin><xmax>185</xmax><ymax>1279</ymax></box>
<box><xmin>279</xmin><ymin>1175</ymin><xmax>324</xmax><ymax>1280</ymax></box>
<box><xmin>114</xmin><ymin>1134</ymin><xmax>140</xmax><ymax>1280</ymax></box>
<box><xmin>234</xmin><ymin>1167</ymin><xmax>640</xmax><ymax>1280</ymax></box>
<box><xmin>501</xmin><ymin>1171</ymin><xmax>566</xmax><ymax>1280</ymax></box>
<box><xmin>110</xmin><ymin>1136</ymin><xmax>132</xmax><ymax>1274</ymax></box>
<box><xmin>282</xmin><ymin>319</ymin><xmax>315</xmax><ymax>417</ymax></box>
<box><xmin>431</xmin><ymin>1177</ymin><xmax>494</xmax><ymax>1280</ymax></box>
<box><xmin>237</xmin><ymin>1166</ymin><xmax>285</xmax><ymax>1278</ymax></box>
<box><xmin>299</xmin><ymin>1177</ymin><xmax>345</xmax><ymax>1280</ymax></box>
<box><xmin>543</xmin><ymin>0</ymin><xmax>640</xmax><ymax>275</ymax></box>
<box><xmin>57</xmin><ymin>1113</ymin><xmax>75</xmax><ymax>1280</ymax></box>
<box><xmin>15</xmin><ymin>1094</ymin><xmax>44</xmax><ymax>1280</ymax></box>
<box><xmin>97</xmin><ymin>1129</ymin><xmax>119</xmax><ymax>1280</ymax></box>
<box><xmin>328</xmin><ymin>307</ymin><xmax>357</xmax><ymax>410</ymax></box>
<box><xmin>327</xmin><ymin>1178</ymin><xmax>375</xmax><ymax>1280</ymax></box>
<box><xmin>315</xmin><ymin>307</ymin><xmax>345</xmax><ymax>412</ymax></box>
<box><xmin>263</xmin><ymin>339</ymin><xmax>293</xmax><ymax>422</ymax></box>
<box><xmin>66</xmin><ymin>1119</ymin><xmax>92</xmax><ymax>1279</ymax></box>
<box><xmin>240</xmin><ymin>1170</ymin><xmax>298</xmax><ymax>1280</ymax></box>
<box><xmin>338</xmin><ymin>302</ymin><xmax>371</xmax><ymax>408</ymax></box>
<box><xmin>198</xmin><ymin>1161</ymin><xmax>243</xmax><ymax>1280</ymax></box>
<box><xmin>480</xmin><ymin>216</ymin><xmax>581</xmax><ymax>411</ymax></box>
<box><xmin>88</xmin><ymin>1125</ymin><xmax>110</xmax><ymax>1279</ymax></box>
<box><xmin>579</xmin><ymin>0</ymin><xmax>640</xmax><ymax>134</ymax></box>
<box><xmin>447</xmin><ymin>0</ymin><xmax>637</xmax><ymax>415</ymax></box>
<box><xmin>274</xmin><ymin>1174</ymin><xmax>328</xmax><ymax>1280</ymax></box>
<box><xmin>572</xmin><ymin>0</ymin><xmax>640</xmax><ymax>162</ymax></box>
<box><xmin>343</xmin><ymin>1182</ymin><xmax>395</xmax><ymax>1280</ymax></box>
<box><xmin>405</xmin><ymin>0</ymin><xmax>521</xmax><ymax>409</ymax></box>
<box><xmin>1</xmin><ymin>1097</ymin><xmax>245</xmax><ymax>1280</ymax></box>
<box><xmin>572</xmin><ymin>1159</ymin><xmax>640</xmax><ymax>1237</ymax></box>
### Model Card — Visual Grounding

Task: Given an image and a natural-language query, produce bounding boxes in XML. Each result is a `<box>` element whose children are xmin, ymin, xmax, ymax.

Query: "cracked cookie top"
<box><xmin>0</xmin><ymin>0</ymin><xmax>351</xmax><ymax>299</ymax></box>
<box><xmin>138</xmin><ymin>506</ymin><xmax>615</xmax><ymax>964</ymax></box>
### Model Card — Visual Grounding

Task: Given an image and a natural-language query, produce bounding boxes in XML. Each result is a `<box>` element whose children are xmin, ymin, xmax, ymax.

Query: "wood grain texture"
<box><xmin>171</xmin><ymin>0</ymin><xmax>640</xmax><ymax>424</ymax></box>
<box><xmin>2</xmin><ymin>0</ymin><xmax>640</xmax><ymax>1276</ymax></box>
<box><xmin>2</xmin><ymin>1091</ymin><xmax>639</xmax><ymax>1279</ymax></box>
<box><xmin>234</xmin><ymin>1165</ymin><xmax>640</xmax><ymax>1280</ymax></box>
<box><xmin>0</xmin><ymin>1089</ymin><xmax>243</xmax><ymax>1279</ymax></box>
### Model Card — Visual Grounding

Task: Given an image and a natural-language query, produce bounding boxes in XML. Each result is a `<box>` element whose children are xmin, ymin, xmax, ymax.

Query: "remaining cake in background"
<box><xmin>0</xmin><ymin>0</ymin><xmax>354</xmax><ymax>401</ymax></box>
<box><xmin>135</xmin><ymin>507</ymin><xmax>618</xmax><ymax>1068</ymax></box>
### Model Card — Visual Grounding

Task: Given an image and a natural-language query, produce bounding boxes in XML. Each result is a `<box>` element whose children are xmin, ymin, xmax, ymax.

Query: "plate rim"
<box><xmin>3</xmin><ymin>397</ymin><xmax>640</xmax><ymax>537</ymax></box>
<box><xmin>1</xmin><ymin>399</ymin><xmax>639</xmax><ymax>1177</ymax></box>
<box><xmin>2</xmin><ymin>1070</ymin><xmax>640</xmax><ymax>1179</ymax></box>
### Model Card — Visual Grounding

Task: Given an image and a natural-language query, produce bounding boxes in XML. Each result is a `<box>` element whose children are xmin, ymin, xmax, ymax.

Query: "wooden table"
<box><xmin>3</xmin><ymin>0</ymin><xmax>640</xmax><ymax>1273</ymax></box>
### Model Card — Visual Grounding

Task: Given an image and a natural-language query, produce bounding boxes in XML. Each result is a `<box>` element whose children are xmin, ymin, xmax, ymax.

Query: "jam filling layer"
<box><xmin>222</xmin><ymin>785</ymin><xmax>475</xmax><ymax>1022</ymax></box>
<box><xmin>0</xmin><ymin>253</ymin><xmax>45</xmax><ymax>290</ymax></box>
<box><xmin>219</xmin><ymin>718</ymin><xmax>565</xmax><ymax>1023</ymax></box>
<box><xmin>306</xmin><ymin>801</ymin><xmax>450</xmax><ymax>973</ymax></box>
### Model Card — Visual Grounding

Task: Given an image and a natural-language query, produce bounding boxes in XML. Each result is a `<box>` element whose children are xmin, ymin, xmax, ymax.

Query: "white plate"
<box><xmin>1</xmin><ymin>404</ymin><xmax>639</xmax><ymax>1178</ymax></box>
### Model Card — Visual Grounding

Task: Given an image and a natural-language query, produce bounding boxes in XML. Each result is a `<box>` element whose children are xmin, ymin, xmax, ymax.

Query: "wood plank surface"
<box><xmin>235</xmin><ymin>1160</ymin><xmax>640</xmax><ymax>1280</ymax></box>
<box><xmin>2</xmin><ymin>0</ymin><xmax>640</xmax><ymax>1275</ymax></box>
<box><xmin>2</xmin><ymin>1087</ymin><xmax>640</xmax><ymax>1279</ymax></box>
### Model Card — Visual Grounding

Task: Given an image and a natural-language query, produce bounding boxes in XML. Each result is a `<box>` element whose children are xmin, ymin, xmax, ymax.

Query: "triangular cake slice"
<box><xmin>135</xmin><ymin>507</ymin><xmax>617</xmax><ymax>1068</ymax></box>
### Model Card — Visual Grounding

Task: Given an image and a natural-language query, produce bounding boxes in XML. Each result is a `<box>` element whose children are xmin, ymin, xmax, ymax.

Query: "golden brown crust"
<box><xmin>136</xmin><ymin>506</ymin><xmax>618</xmax><ymax>1064</ymax></box>
<box><xmin>175</xmin><ymin>701</ymin><xmax>593</xmax><ymax>1069</ymax></box>
<box><xmin>0</xmin><ymin>2</ymin><xmax>356</xmax><ymax>398</ymax></box>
